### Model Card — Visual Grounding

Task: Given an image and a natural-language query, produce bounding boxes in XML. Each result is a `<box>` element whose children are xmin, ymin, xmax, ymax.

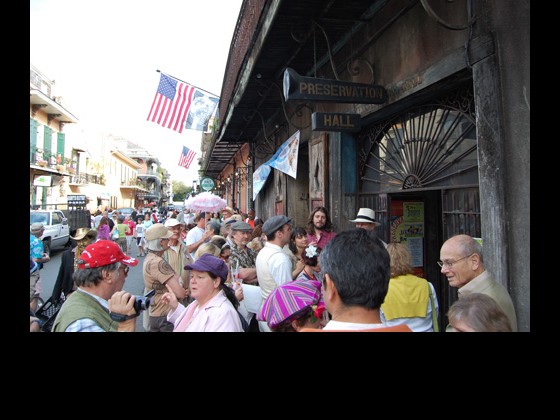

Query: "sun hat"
<box><xmin>262</xmin><ymin>215</ymin><xmax>292</xmax><ymax>236</ymax></box>
<box><xmin>76</xmin><ymin>240</ymin><xmax>138</xmax><ymax>269</ymax></box>
<box><xmin>145</xmin><ymin>223</ymin><xmax>174</xmax><ymax>241</ymax></box>
<box><xmin>70</xmin><ymin>227</ymin><xmax>98</xmax><ymax>241</ymax></box>
<box><xmin>164</xmin><ymin>218</ymin><xmax>182</xmax><ymax>228</ymax></box>
<box><xmin>222</xmin><ymin>215</ymin><xmax>242</xmax><ymax>228</ymax></box>
<box><xmin>349</xmin><ymin>208</ymin><xmax>380</xmax><ymax>226</ymax></box>
<box><xmin>184</xmin><ymin>253</ymin><xmax>229</xmax><ymax>283</ymax></box>
<box><xmin>257</xmin><ymin>279</ymin><xmax>324</xmax><ymax>328</ymax></box>
<box><xmin>231</xmin><ymin>221</ymin><xmax>253</xmax><ymax>231</ymax></box>
<box><xmin>30</xmin><ymin>222</ymin><xmax>44</xmax><ymax>234</ymax></box>
<box><xmin>227</xmin><ymin>214</ymin><xmax>243</xmax><ymax>223</ymax></box>
<box><xmin>222</xmin><ymin>206</ymin><xmax>235</xmax><ymax>215</ymax></box>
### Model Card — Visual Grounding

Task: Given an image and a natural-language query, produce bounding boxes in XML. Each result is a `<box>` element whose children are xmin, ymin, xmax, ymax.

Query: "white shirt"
<box><xmin>322</xmin><ymin>320</ymin><xmax>388</xmax><ymax>330</ymax></box>
<box><xmin>186</xmin><ymin>226</ymin><xmax>205</xmax><ymax>259</ymax></box>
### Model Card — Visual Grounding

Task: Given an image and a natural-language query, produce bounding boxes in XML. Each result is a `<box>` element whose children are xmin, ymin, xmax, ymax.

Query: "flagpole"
<box><xmin>156</xmin><ymin>69</ymin><xmax>219</xmax><ymax>98</ymax></box>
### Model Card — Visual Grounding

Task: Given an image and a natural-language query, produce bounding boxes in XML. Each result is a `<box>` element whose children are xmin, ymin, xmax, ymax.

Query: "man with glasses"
<box><xmin>229</xmin><ymin>221</ymin><xmax>259</xmax><ymax>331</ymax></box>
<box><xmin>439</xmin><ymin>234</ymin><xmax>517</xmax><ymax>331</ymax></box>
<box><xmin>256</xmin><ymin>215</ymin><xmax>294</xmax><ymax>331</ymax></box>
<box><xmin>229</xmin><ymin>222</ymin><xmax>259</xmax><ymax>285</ymax></box>
<box><xmin>51</xmin><ymin>240</ymin><xmax>139</xmax><ymax>332</ymax></box>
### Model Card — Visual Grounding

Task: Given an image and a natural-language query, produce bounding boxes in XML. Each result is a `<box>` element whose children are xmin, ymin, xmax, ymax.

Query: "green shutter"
<box><xmin>44</xmin><ymin>125</ymin><xmax>52</xmax><ymax>162</ymax></box>
<box><xmin>57</xmin><ymin>132</ymin><xmax>65</xmax><ymax>165</ymax></box>
<box><xmin>30</xmin><ymin>118</ymin><xmax>38</xmax><ymax>163</ymax></box>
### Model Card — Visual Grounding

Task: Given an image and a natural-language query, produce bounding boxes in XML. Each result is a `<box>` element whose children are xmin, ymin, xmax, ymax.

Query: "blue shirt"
<box><xmin>30</xmin><ymin>234</ymin><xmax>44</xmax><ymax>265</ymax></box>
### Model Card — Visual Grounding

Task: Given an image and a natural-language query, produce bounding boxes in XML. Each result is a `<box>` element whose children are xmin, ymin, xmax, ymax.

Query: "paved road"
<box><xmin>38</xmin><ymin>244</ymin><xmax>148</xmax><ymax>332</ymax></box>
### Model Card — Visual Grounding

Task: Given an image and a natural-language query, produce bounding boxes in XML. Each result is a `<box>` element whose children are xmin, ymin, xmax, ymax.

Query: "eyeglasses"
<box><xmin>437</xmin><ymin>254</ymin><xmax>473</xmax><ymax>268</ymax></box>
<box><xmin>119</xmin><ymin>265</ymin><xmax>130</xmax><ymax>275</ymax></box>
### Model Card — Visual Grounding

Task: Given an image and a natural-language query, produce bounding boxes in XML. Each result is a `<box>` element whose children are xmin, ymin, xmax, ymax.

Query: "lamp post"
<box><xmin>192</xmin><ymin>179</ymin><xmax>197</xmax><ymax>197</ymax></box>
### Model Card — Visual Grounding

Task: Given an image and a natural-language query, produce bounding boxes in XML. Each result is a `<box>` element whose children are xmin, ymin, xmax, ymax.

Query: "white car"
<box><xmin>30</xmin><ymin>210</ymin><xmax>70</xmax><ymax>255</ymax></box>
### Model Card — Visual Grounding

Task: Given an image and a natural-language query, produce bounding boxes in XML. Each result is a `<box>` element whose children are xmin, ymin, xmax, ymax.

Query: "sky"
<box><xmin>30</xmin><ymin>0</ymin><xmax>243</xmax><ymax>186</ymax></box>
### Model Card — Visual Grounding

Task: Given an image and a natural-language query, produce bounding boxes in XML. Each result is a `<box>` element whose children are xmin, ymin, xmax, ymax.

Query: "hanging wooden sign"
<box><xmin>312</xmin><ymin>112</ymin><xmax>361</xmax><ymax>132</ymax></box>
<box><xmin>283</xmin><ymin>67</ymin><xmax>387</xmax><ymax>104</ymax></box>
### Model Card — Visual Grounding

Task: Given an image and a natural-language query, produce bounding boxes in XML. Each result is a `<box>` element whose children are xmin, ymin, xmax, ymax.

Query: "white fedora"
<box><xmin>349</xmin><ymin>208</ymin><xmax>380</xmax><ymax>225</ymax></box>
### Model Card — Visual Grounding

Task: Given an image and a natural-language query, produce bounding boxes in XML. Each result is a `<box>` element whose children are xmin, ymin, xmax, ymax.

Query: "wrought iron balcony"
<box><xmin>69</xmin><ymin>173</ymin><xmax>105</xmax><ymax>185</ymax></box>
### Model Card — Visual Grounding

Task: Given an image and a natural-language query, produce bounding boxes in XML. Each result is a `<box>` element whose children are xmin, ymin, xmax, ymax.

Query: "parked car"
<box><xmin>115</xmin><ymin>207</ymin><xmax>135</xmax><ymax>216</ymax></box>
<box><xmin>109</xmin><ymin>207</ymin><xmax>134</xmax><ymax>219</ymax></box>
<box><xmin>30</xmin><ymin>209</ymin><xmax>70</xmax><ymax>255</ymax></box>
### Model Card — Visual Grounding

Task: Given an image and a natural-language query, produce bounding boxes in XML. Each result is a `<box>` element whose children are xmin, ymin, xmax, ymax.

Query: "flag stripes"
<box><xmin>178</xmin><ymin>146</ymin><xmax>197</xmax><ymax>169</ymax></box>
<box><xmin>147</xmin><ymin>73</ymin><xmax>195</xmax><ymax>133</ymax></box>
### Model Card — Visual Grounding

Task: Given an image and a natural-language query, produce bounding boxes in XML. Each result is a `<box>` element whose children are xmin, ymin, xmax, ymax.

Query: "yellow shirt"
<box><xmin>381</xmin><ymin>274</ymin><xmax>429</xmax><ymax>320</ymax></box>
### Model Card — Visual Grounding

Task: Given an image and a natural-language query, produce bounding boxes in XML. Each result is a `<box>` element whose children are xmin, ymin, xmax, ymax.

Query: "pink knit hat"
<box><xmin>258</xmin><ymin>279</ymin><xmax>323</xmax><ymax>328</ymax></box>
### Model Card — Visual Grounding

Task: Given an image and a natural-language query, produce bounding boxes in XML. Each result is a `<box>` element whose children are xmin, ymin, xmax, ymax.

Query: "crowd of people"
<box><xmin>30</xmin><ymin>204</ymin><xmax>518</xmax><ymax>333</ymax></box>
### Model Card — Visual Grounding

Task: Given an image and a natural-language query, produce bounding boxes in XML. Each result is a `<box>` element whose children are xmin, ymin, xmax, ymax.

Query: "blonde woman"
<box><xmin>381</xmin><ymin>243</ymin><xmax>439</xmax><ymax>332</ymax></box>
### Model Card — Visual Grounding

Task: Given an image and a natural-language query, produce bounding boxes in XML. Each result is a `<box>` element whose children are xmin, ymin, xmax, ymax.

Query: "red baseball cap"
<box><xmin>77</xmin><ymin>240</ymin><xmax>138</xmax><ymax>269</ymax></box>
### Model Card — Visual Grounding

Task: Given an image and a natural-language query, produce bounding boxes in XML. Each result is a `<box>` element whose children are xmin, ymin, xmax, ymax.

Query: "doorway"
<box><xmin>387</xmin><ymin>190</ymin><xmax>444</xmax><ymax>329</ymax></box>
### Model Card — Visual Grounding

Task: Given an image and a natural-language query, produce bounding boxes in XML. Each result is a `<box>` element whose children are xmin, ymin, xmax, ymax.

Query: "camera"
<box><xmin>133</xmin><ymin>289</ymin><xmax>155</xmax><ymax>314</ymax></box>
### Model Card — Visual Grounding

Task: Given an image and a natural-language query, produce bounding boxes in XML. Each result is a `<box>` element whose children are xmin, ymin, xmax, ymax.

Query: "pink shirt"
<box><xmin>306</xmin><ymin>230</ymin><xmax>336</xmax><ymax>250</ymax></box>
<box><xmin>168</xmin><ymin>290</ymin><xmax>243</xmax><ymax>332</ymax></box>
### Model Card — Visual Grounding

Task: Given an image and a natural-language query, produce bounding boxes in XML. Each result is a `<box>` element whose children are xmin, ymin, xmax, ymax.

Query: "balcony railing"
<box><xmin>69</xmin><ymin>173</ymin><xmax>105</xmax><ymax>185</ymax></box>
<box><xmin>30</xmin><ymin>145</ymin><xmax>75</xmax><ymax>169</ymax></box>
<box><xmin>121</xmin><ymin>178</ymin><xmax>147</xmax><ymax>188</ymax></box>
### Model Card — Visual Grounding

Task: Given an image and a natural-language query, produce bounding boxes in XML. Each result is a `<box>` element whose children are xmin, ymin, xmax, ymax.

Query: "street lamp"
<box><xmin>192</xmin><ymin>179</ymin><xmax>197</xmax><ymax>196</ymax></box>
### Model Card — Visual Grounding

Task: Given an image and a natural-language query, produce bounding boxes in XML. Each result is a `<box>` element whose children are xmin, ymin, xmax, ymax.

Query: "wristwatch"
<box><xmin>109</xmin><ymin>312</ymin><xmax>139</xmax><ymax>322</ymax></box>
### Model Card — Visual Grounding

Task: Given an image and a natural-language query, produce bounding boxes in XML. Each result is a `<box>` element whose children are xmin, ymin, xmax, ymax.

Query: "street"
<box><xmin>38</xmin><ymin>244</ymin><xmax>148</xmax><ymax>332</ymax></box>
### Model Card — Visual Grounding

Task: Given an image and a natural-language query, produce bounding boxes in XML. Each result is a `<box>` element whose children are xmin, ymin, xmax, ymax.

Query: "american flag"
<box><xmin>178</xmin><ymin>146</ymin><xmax>197</xmax><ymax>169</ymax></box>
<box><xmin>147</xmin><ymin>73</ymin><xmax>195</xmax><ymax>133</ymax></box>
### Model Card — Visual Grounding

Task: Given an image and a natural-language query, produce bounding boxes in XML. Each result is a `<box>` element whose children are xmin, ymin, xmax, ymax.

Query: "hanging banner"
<box><xmin>268</xmin><ymin>131</ymin><xmax>300</xmax><ymax>179</ymax></box>
<box><xmin>252</xmin><ymin>164</ymin><xmax>271</xmax><ymax>201</ymax></box>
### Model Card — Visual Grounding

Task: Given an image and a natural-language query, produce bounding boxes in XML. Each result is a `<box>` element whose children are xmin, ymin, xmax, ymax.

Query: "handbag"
<box><xmin>35</xmin><ymin>295</ymin><xmax>65</xmax><ymax>332</ymax></box>
<box><xmin>112</xmin><ymin>229</ymin><xmax>119</xmax><ymax>240</ymax></box>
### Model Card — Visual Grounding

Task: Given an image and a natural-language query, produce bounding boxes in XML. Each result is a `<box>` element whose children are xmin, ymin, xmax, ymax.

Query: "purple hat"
<box><xmin>185</xmin><ymin>253</ymin><xmax>229</xmax><ymax>283</ymax></box>
<box><xmin>257</xmin><ymin>279</ymin><xmax>324</xmax><ymax>329</ymax></box>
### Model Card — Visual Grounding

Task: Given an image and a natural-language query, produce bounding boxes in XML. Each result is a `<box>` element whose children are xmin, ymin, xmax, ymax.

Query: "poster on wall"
<box><xmin>390</xmin><ymin>201</ymin><xmax>425</xmax><ymax>268</ymax></box>
<box><xmin>403</xmin><ymin>202</ymin><xmax>424</xmax><ymax>267</ymax></box>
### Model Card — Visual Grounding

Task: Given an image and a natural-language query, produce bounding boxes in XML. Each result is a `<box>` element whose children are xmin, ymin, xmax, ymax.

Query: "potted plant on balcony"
<box><xmin>56</xmin><ymin>164</ymin><xmax>66</xmax><ymax>172</ymax></box>
<box><xmin>67</xmin><ymin>166</ymin><xmax>76</xmax><ymax>174</ymax></box>
<box><xmin>37</xmin><ymin>159</ymin><xmax>48</xmax><ymax>167</ymax></box>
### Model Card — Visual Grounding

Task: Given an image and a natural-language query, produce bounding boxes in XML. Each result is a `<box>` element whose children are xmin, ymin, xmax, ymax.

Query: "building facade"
<box><xmin>30</xmin><ymin>65</ymin><xmax>171</xmax><ymax>218</ymax></box>
<box><xmin>200</xmin><ymin>0</ymin><xmax>530</xmax><ymax>330</ymax></box>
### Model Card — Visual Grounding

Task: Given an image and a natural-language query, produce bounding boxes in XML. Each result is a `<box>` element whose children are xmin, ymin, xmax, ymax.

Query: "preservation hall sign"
<box><xmin>312</xmin><ymin>112</ymin><xmax>361</xmax><ymax>132</ymax></box>
<box><xmin>283</xmin><ymin>67</ymin><xmax>388</xmax><ymax>104</ymax></box>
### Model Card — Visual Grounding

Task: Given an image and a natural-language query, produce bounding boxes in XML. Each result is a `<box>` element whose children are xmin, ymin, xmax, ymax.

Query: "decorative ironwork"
<box><xmin>358</xmin><ymin>88</ymin><xmax>476</xmax><ymax>191</ymax></box>
<box><xmin>419</xmin><ymin>0</ymin><xmax>476</xmax><ymax>31</ymax></box>
<box><xmin>347</xmin><ymin>58</ymin><xmax>375</xmax><ymax>84</ymax></box>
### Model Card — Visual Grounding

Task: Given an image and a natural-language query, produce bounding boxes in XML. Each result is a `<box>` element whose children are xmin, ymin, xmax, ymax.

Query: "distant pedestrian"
<box><xmin>30</xmin><ymin>222</ymin><xmax>50</xmax><ymax>312</ymax></box>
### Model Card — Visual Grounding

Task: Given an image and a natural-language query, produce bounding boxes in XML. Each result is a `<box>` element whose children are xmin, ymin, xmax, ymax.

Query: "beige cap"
<box><xmin>145</xmin><ymin>223</ymin><xmax>174</xmax><ymax>241</ymax></box>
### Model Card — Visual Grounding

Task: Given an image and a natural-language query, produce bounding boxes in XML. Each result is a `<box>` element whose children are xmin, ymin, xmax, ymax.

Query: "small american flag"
<box><xmin>147</xmin><ymin>73</ymin><xmax>195</xmax><ymax>133</ymax></box>
<box><xmin>178</xmin><ymin>146</ymin><xmax>197</xmax><ymax>169</ymax></box>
